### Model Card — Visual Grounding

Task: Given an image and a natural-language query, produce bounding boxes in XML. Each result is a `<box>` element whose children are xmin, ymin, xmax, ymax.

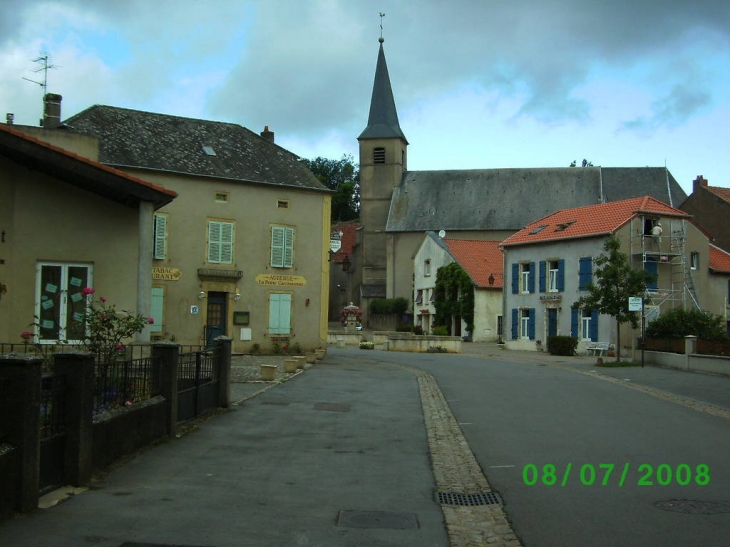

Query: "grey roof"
<box><xmin>386</xmin><ymin>167</ymin><xmax>687</xmax><ymax>232</ymax></box>
<box><xmin>63</xmin><ymin>105</ymin><xmax>329</xmax><ymax>192</ymax></box>
<box><xmin>358</xmin><ymin>41</ymin><xmax>407</xmax><ymax>143</ymax></box>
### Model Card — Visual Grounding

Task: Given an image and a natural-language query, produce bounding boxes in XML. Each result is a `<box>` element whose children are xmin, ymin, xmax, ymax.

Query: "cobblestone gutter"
<box><xmin>414</xmin><ymin>367</ymin><xmax>523</xmax><ymax>547</ymax></box>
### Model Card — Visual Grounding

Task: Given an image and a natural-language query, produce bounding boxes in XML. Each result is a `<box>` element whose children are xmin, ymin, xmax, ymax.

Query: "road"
<box><xmin>346</xmin><ymin>348</ymin><xmax>730</xmax><ymax>547</ymax></box>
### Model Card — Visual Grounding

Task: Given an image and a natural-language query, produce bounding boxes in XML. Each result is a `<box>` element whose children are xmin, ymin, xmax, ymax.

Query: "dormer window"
<box><xmin>373</xmin><ymin>147</ymin><xmax>385</xmax><ymax>164</ymax></box>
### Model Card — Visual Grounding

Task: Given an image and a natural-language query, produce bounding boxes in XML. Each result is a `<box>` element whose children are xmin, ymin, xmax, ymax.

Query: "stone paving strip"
<box><xmin>399</xmin><ymin>363</ymin><xmax>523</xmax><ymax>547</ymax></box>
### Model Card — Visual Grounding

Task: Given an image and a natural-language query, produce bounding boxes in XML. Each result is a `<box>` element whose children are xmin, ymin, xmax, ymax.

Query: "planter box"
<box><xmin>284</xmin><ymin>359</ymin><xmax>298</xmax><ymax>373</ymax></box>
<box><xmin>315</xmin><ymin>349</ymin><xmax>326</xmax><ymax>360</ymax></box>
<box><xmin>305</xmin><ymin>353</ymin><xmax>317</xmax><ymax>364</ymax></box>
<box><xmin>293</xmin><ymin>356</ymin><xmax>306</xmax><ymax>369</ymax></box>
<box><xmin>260</xmin><ymin>364</ymin><xmax>277</xmax><ymax>381</ymax></box>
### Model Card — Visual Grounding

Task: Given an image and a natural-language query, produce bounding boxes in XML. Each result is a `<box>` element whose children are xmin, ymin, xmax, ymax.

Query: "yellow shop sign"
<box><xmin>152</xmin><ymin>267</ymin><xmax>182</xmax><ymax>281</ymax></box>
<box><xmin>255</xmin><ymin>274</ymin><xmax>306</xmax><ymax>287</ymax></box>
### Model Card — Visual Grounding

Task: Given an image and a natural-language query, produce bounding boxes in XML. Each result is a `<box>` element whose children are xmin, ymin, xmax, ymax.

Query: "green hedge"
<box><xmin>370</xmin><ymin>297</ymin><xmax>409</xmax><ymax>315</ymax></box>
<box><xmin>547</xmin><ymin>336</ymin><xmax>578</xmax><ymax>356</ymax></box>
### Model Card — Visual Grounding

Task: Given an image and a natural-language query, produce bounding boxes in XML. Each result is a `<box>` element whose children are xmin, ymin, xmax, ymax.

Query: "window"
<box><xmin>690</xmin><ymin>252</ymin><xmax>699</xmax><ymax>270</ymax></box>
<box><xmin>529</xmin><ymin>225</ymin><xmax>547</xmax><ymax>235</ymax></box>
<box><xmin>581</xmin><ymin>310</ymin><xmax>592</xmax><ymax>341</ymax></box>
<box><xmin>571</xmin><ymin>307</ymin><xmax>598</xmax><ymax>341</ymax></box>
<box><xmin>271</xmin><ymin>226</ymin><xmax>294</xmax><ymax>268</ymax></box>
<box><xmin>153</xmin><ymin>213</ymin><xmax>168</xmax><ymax>260</ymax></box>
<box><xmin>644</xmin><ymin>259</ymin><xmax>658</xmax><ymax>290</ymax></box>
<box><xmin>215</xmin><ymin>192</ymin><xmax>229</xmax><ymax>203</ymax></box>
<box><xmin>511</xmin><ymin>262</ymin><xmax>535</xmax><ymax>294</ymax></box>
<box><xmin>548</xmin><ymin>261</ymin><xmax>559</xmax><ymax>292</ymax></box>
<box><xmin>415</xmin><ymin>289</ymin><xmax>423</xmax><ymax>304</ymax></box>
<box><xmin>511</xmin><ymin>308</ymin><xmax>535</xmax><ymax>340</ymax></box>
<box><xmin>277</xmin><ymin>200</ymin><xmax>290</xmax><ymax>209</ymax></box>
<box><xmin>373</xmin><ymin>147</ymin><xmax>385</xmax><ymax>163</ymax></box>
<box><xmin>424</xmin><ymin>259</ymin><xmax>431</xmax><ymax>277</ymax></box>
<box><xmin>539</xmin><ymin>259</ymin><xmax>564</xmax><ymax>293</ymax></box>
<box><xmin>207</xmin><ymin>220</ymin><xmax>234</xmax><ymax>264</ymax></box>
<box><xmin>578</xmin><ymin>257</ymin><xmax>592</xmax><ymax>291</ymax></box>
<box><xmin>150</xmin><ymin>287</ymin><xmax>164</xmax><ymax>333</ymax></box>
<box><xmin>35</xmin><ymin>263</ymin><xmax>92</xmax><ymax>342</ymax></box>
<box><xmin>268</xmin><ymin>293</ymin><xmax>292</xmax><ymax>334</ymax></box>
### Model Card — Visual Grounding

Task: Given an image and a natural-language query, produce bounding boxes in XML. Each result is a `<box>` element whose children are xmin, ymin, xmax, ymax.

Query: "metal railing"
<box><xmin>93</xmin><ymin>355</ymin><xmax>162</xmax><ymax>416</ymax></box>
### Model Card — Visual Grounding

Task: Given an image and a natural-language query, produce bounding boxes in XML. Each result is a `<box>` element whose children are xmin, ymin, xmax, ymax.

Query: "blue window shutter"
<box><xmin>511</xmin><ymin>264</ymin><xmax>519</xmax><ymax>294</ymax></box>
<box><xmin>645</xmin><ymin>260</ymin><xmax>658</xmax><ymax>290</ymax></box>
<box><xmin>579</xmin><ymin>257</ymin><xmax>592</xmax><ymax>290</ymax></box>
<box><xmin>590</xmin><ymin>310</ymin><xmax>599</xmax><ymax>341</ymax></box>
<box><xmin>528</xmin><ymin>262</ymin><xmax>536</xmax><ymax>293</ymax></box>
<box><xmin>557</xmin><ymin>259</ymin><xmax>565</xmax><ymax>292</ymax></box>
<box><xmin>539</xmin><ymin>261</ymin><xmax>546</xmax><ymax>293</ymax></box>
<box><xmin>571</xmin><ymin>308</ymin><xmax>579</xmax><ymax>338</ymax></box>
<box><xmin>528</xmin><ymin>308</ymin><xmax>536</xmax><ymax>340</ymax></box>
<box><xmin>511</xmin><ymin>309</ymin><xmax>518</xmax><ymax>340</ymax></box>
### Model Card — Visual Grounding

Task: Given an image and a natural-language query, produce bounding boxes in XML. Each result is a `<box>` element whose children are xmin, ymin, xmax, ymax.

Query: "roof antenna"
<box><xmin>379</xmin><ymin>12</ymin><xmax>385</xmax><ymax>43</ymax></box>
<box><xmin>22</xmin><ymin>52</ymin><xmax>59</xmax><ymax>93</ymax></box>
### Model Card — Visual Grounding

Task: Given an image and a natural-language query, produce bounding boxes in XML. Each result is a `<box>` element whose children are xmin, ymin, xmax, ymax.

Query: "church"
<box><xmin>354</xmin><ymin>37</ymin><xmax>688</xmax><ymax>323</ymax></box>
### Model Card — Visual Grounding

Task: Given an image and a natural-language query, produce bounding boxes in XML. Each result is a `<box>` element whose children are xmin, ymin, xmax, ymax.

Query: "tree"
<box><xmin>573</xmin><ymin>236</ymin><xmax>655</xmax><ymax>362</ymax></box>
<box><xmin>569</xmin><ymin>159</ymin><xmax>593</xmax><ymax>167</ymax></box>
<box><xmin>433</xmin><ymin>263</ymin><xmax>474</xmax><ymax>336</ymax></box>
<box><xmin>302</xmin><ymin>154</ymin><xmax>360</xmax><ymax>221</ymax></box>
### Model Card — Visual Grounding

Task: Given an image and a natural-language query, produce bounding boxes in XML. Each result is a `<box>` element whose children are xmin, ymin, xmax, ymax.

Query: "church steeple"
<box><xmin>358</xmin><ymin>38</ymin><xmax>408</xmax><ymax>143</ymax></box>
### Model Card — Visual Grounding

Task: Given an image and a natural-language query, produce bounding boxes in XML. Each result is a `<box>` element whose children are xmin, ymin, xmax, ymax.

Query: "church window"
<box><xmin>373</xmin><ymin>147</ymin><xmax>385</xmax><ymax>164</ymax></box>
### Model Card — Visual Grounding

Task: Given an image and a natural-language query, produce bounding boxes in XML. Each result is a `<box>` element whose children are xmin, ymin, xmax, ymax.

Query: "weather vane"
<box><xmin>379</xmin><ymin>12</ymin><xmax>385</xmax><ymax>40</ymax></box>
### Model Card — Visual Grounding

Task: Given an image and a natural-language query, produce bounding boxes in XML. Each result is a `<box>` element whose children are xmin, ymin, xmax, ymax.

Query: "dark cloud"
<box><xmin>622</xmin><ymin>84</ymin><xmax>712</xmax><ymax>132</ymax></box>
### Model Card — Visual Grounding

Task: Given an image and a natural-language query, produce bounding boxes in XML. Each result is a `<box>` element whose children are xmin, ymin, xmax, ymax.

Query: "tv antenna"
<box><xmin>22</xmin><ymin>52</ymin><xmax>59</xmax><ymax>92</ymax></box>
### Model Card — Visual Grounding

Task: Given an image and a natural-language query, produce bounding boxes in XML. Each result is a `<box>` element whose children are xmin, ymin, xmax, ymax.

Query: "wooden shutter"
<box><xmin>220</xmin><ymin>222</ymin><xmax>234</xmax><ymax>264</ymax></box>
<box><xmin>208</xmin><ymin>221</ymin><xmax>234</xmax><ymax>264</ymax></box>
<box><xmin>271</xmin><ymin>227</ymin><xmax>294</xmax><ymax>268</ymax></box>
<box><xmin>571</xmin><ymin>308</ymin><xmax>579</xmax><ymax>338</ymax></box>
<box><xmin>578</xmin><ymin>257</ymin><xmax>592</xmax><ymax>290</ymax></box>
<box><xmin>150</xmin><ymin>288</ymin><xmax>164</xmax><ymax>332</ymax></box>
<box><xmin>590</xmin><ymin>310</ymin><xmax>599</xmax><ymax>342</ymax></box>
<box><xmin>528</xmin><ymin>308</ymin><xmax>536</xmax><ymax>340</ymax></box>
<box><xmin>528</xmin><ymin>262</ymin><xmax>536</xmax><ymax>293</ymax></box>
<box><xmin>511</xmin><ymin>264</ymin><xmax>519</xmax><ymax>294</ymax></box>
<box><xmin>268</xmin><ymin>293</ymin><xmax>292</xmax><ymax>334</ymax></box>
<box><xmin>283</xmin><ymin>228</ymin><xmax>294</xmax><ymax>267</ymax></box>
<box><xmin>557</xmin><ymin>259</ymin><xmax>565</xmax><ymax>292</ymax></box>
<box><xmin>154</xmin><ymin>214</ymin><xmax>167</xmax><ymax>260</ymax></box>
<box><xmin>511</xmin><ymin>309</ymin><xmax>518</xmax><ymax>340</ymax></box>
<box><xmin>539</xmin><ymin>261</ymin><xmax>546</xmax><ymax>293</ymax></box>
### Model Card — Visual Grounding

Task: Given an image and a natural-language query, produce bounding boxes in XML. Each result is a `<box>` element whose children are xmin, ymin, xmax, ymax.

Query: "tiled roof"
<box><xmin>0</xmin><ymin>124</ymin><xmax>177</xmax><ymax>209</ymax></box>
<box><xmin>64</xmin><ymin>105</ymin><xmax>329</xmax><ymax>192</ymax></box>
<box><xmin>330</xmin><ymin>222</ymin><xmax>360</xmax><ymax>262</ymax></box>
<box><xmin>709</xmin><ymin>244</ymin><xmax>730</xmax><ymax>273</ymax></box>
<box><xmin>707</xmin><ymin>186</ymin><xmax>730</xmax><ymax>203</ymax></box>
<box><xmin>501</xmin><ymin>196</ymin><xmax>690</xmax><ymax>247</ymax></box>
<box><xmin>442</xmin><ymin>239</ymin><xmax>503</xmax><ymax>288</ymax></box>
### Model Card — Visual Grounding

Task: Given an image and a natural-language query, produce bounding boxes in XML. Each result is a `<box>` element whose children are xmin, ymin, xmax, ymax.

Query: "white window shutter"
<box><xmin>268</xmin><ymin>293</ymin><xmax>292</xmax><ymax>334</ymax></box>
<box><xmin>271</xmin><ymin>227</ymin><xmax>284</xmax><ymax>267</ymax></box>
<box><xmin>154</xmin><ymin>214</ymin><xmax>167</xmax><ymax>260</ymax></box>
<box><xmin>208</xmin><ymin>221</ymin><xmax>222</xmax><ymax>263</ymax></box>
<box><xmin>150</xmin><ymin>288</ymin><xmax>164</xmax><ymax>332</ymax></box>
<box><xmin>220</xmin><ymin>222</ymin><xmax>234</xmax><ymax>264</ymax></box>
<box><xmin>284</xmin><ymin>228</ymin><xmax>294</xmax><ymax>268</ymax></box>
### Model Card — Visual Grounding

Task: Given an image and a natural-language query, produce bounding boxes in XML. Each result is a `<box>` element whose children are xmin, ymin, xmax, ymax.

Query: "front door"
<box><xmin>206</xmin><ymin>292</ymin><xmax>227</xmax><ymax>348</ymax></box>
<box><xmin>547</xmin><ymin>308</ymin><xmax>558</xmax><ymax>338</ymax></box>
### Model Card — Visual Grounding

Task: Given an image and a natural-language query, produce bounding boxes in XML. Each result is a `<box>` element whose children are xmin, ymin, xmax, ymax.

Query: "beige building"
<box><xmin>0</xmin><ymin>124</ymin><xmax>176</xmax><ymax>345</ymax></box>
<box><xmin>10</xmin><ymin>97</ymin><xmax>332</xmax><ymax>353</ymax></box>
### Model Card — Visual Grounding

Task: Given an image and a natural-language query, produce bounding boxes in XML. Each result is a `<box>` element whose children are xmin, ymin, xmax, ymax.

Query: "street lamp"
<box><xmin>342</xmin><ymin>254</ymin><xmax>352</xmax><ymax>273</ymax></box>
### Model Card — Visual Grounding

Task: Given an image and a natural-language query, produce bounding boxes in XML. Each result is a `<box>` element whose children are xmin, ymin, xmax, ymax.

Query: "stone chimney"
<box><xmin>260</xmin><ymin>125</ymin><xmax>274</xmax><ymax>143</ymax></box>
<box><xmin>693</xmin><ymin>175</ymin><xmax>708</xmax><ymax>193</ymax></box>
<box><xmin>42</xmin><ymin>93</ymin><xmax>62</xmax><ymax>128</ymax></box>
<box><xmin>6</xmin><ymin>113</ymin><xmax>14</xmax><ymax>125</ymax></box>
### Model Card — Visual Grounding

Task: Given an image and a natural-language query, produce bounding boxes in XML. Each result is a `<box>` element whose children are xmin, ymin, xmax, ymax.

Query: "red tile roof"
<box><xmin>707</xmin><ymin>186</ymin><xmax>730</xmax><ymax>203</ymax></box>
<box><xmin>0</xmin><ymin>123</ymin><xmax>177</xmax><ymax>199</ymax></box>
<box><xmin>709</xmin><ymin>244</ymin><xmax>730</xmax><ymax>273</ymax></box>
<box><xmin>442</xmin><ymin>239</ymin><xmax>503</xmax><ymax>288</ymax></box>
<box><xmin>501</xmin><ymin>196</ymin><xmax>690</xmax><ymax>247</ymax></box>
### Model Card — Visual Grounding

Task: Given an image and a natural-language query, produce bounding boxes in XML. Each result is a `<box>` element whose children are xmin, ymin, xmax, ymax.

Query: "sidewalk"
<box><xmin>0</xmin><ymin>355</ymin><xmax>449</xmax><ymax>547</ymax></box>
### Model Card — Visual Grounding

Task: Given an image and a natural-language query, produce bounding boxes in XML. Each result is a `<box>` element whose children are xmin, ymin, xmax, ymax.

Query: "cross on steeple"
<box><xmin>379</xmin><ymin>12</ymin><xmax>385</xmax><ymax>42</ymax></box>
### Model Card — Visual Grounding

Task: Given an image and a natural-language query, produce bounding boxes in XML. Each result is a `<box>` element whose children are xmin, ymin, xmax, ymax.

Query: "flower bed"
<box><xmin>359</xmin><ymin>341</ymin><xmax>374</xmax><ymax>350</ymax></box>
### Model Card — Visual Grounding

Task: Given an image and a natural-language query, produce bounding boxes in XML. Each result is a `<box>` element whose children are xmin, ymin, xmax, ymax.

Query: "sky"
<box><xmin>1</xmin><ymin>0</ymin><xmax>729</xmax><ymax>196</ymax></box>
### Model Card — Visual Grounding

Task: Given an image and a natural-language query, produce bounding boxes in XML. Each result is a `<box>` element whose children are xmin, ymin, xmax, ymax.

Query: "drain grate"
<box><xmin>437</xmin><ymin>491</ymin><xmax>503</xmax><ymax>506</ymax></box>
<box><xmin>654</xmin><ymin>499</ymin><xmax>730</xmax><ymax>515</ymax></box>
<box><xmin>336</xmin><ymin>510</ymin><xmax>419</xmax><ymax>529</ymax></box>
<box><xmin>314</xmin><ymin>403</ymin><xmax>351</xmax><ymax>412</ymax></box>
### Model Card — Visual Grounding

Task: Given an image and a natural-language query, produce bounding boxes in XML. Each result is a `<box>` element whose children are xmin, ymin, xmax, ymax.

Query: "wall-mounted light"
<box><xmin>198</xmin><ymin>291</ymin><xmax>206</xmax><ymax>300</ymax></box>
<box><xmin>234</xmin><ymin>289</ymin><xmax>241</xmax><ymax>301</ymax></box>
<box><xmin>342</xmin><ymin>254</ymin><xmax>352</xmax><ymax>273</ymax></box>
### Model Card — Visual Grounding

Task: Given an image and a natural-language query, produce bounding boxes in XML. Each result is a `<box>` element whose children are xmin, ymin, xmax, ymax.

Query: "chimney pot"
<box><xmin>43</xmin><ymin>93</ymin><xmax>63</xmax><ymax>129</ymax></box>
<box><xmin>6</xmin><ymin>113</ymin><xmax>14</xmax><ymax>125</ymax></box>
<box><xmin>260</xmin><ymin>126</ymin><xmax>275</xmax><ymax>143</ymax></box>
<box><xmin>693</xmin><ymin>175</ymin><xmax>708</xmax><ymax>193</ymax></box>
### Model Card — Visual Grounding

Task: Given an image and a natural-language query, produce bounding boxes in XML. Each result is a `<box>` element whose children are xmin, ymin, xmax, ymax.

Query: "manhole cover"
<box><xmin>336</xmin><ymin>510</ymin><xmax>419</xmax><ymax>529</ymax></box>
<box><xmin>654</xmin><ymin>499</ymin><xmax>730</xmax><ymax>515</ymax></box>
<box><xmin>314</xmin><ymin>403</ymin><xmax>351</xmax><ymax>412</ymax></box>
<box><xmin>437</xmin><ymin>491</ymin><xmax>503</xmax><ymax>506</ymax></box>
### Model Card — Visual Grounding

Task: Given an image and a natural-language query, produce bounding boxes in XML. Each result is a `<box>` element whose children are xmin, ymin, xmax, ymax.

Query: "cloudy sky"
<box><xmin>1</xmin><ymin>0</ymin><xmax>729</xmax><ymax>195</ymax></box>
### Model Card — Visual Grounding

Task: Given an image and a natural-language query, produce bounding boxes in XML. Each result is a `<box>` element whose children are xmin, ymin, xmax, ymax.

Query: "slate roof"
<box><xmin>358</xmin><ymin>40</ymin><xmax>407</xmax><ymax>143</ymax></box>
<box><xmin>0</xmin><ymin>124</ymin><xmax>176</xmax><ymax>209</ymax></box>
<box><xmin>709</xmin><ymin>244</ymin><xmax>730</xmax><ymax>274</ymax></box>
<box><xmin>63</xmin><ymin>105</ymin><xmax>329</xmax><ymax>192</ymax></box>
<box><xmin>386</xmin><ymin>167</ymin><xmax>687</xmax><ymax>233</ymax></box>
<box><xmin>501</xmin><ymin>196</ymin><xmax>690</xmax><ymax>247</ymax></box>
<box><xmin>441</xmin><ymin>238</ymin><xmax>503</xmax><ymax>288</ymax></box>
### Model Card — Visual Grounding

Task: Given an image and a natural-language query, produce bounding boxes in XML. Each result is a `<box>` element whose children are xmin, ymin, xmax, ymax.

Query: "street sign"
<box><xmin>628</xmin><ymin>297</ymin><xmax>643</xmax><ymax>311</ymax></box>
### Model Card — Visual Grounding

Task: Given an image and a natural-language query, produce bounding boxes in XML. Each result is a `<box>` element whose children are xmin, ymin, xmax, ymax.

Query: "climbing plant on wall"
<box><xmin>433</xmin><ymin>263</ymin><xmax>474</xmax><ymax>335</ymax></box>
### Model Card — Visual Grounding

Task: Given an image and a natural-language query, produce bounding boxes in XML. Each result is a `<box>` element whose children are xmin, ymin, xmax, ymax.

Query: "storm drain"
<box><xmin>654</xmin><ymin>499</ymin><xmax>730</xmax><ymax>515</ymax></box>
<box><xmin>314</xmin><ymin>403</ymin><xmax>351</xmax><ymax>412</ymax></box>
<box><xmin>336</xmin><ymin>510</ymin><xmax>419</xmax><ymax>529</ymax></box>
<box><xmin>437</xmin><ymin>491</ymin><xmax>503</xmax><ymax>506</ymax></box>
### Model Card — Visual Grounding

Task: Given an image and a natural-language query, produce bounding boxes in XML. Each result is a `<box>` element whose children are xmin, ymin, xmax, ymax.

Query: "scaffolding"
<box><xmin>630</xmin><ymin>216</ymin><xmax>700</xmax><ymax>312</ymax></box>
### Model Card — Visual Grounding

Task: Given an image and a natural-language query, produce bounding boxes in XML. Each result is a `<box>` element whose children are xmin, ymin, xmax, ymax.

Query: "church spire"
<box><xmin>358</xmin><ymin>37</ymin><xmax>408</xmax><ymax>143</ymax></box>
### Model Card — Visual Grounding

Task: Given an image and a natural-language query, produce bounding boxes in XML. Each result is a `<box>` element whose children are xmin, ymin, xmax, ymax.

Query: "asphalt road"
<box><xmin>364</xmin><ymin>350</ymin><xmax>730</xmax><ymax>547</ymax></box>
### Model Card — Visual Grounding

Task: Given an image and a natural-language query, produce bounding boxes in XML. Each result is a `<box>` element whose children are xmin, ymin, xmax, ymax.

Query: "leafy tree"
<box><xmin>646</xmin><ymin>308</ymin><xmax>729</xmax><ymax>341</ymax></box>
<box><xmin>570</xmin><ymin>159</ymin><xmax>594</xmax><ymax>167</ymax></box>
<box><xmin>370</xmin><ymin>297</ymin><xmax>409</xmax><ymax>315</ymax></box>
<box><xmin>433</xmin><ymin>263</ymin><xmax>474</xmax><ymax>336</ymax></box>
<box><xmin>302</xmin><ymin>154</ymin><xmax>360</xmax><ymax>221</ymax></box>
<box><xmin>573</xmin><ymin>236</ymin><xmax>655</xmax><ymax>362</ymax></box>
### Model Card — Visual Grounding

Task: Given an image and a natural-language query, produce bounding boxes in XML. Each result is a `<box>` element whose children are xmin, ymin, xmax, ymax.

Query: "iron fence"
<box><xmin>93</xmin><ymin>355</ymin><xmax>162</xmax><ymax>416</ymax></box>
<box><xmin>40</xmin><ymin>374</ymin><xmax>66</xmax><ymax>440</ymax></box>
